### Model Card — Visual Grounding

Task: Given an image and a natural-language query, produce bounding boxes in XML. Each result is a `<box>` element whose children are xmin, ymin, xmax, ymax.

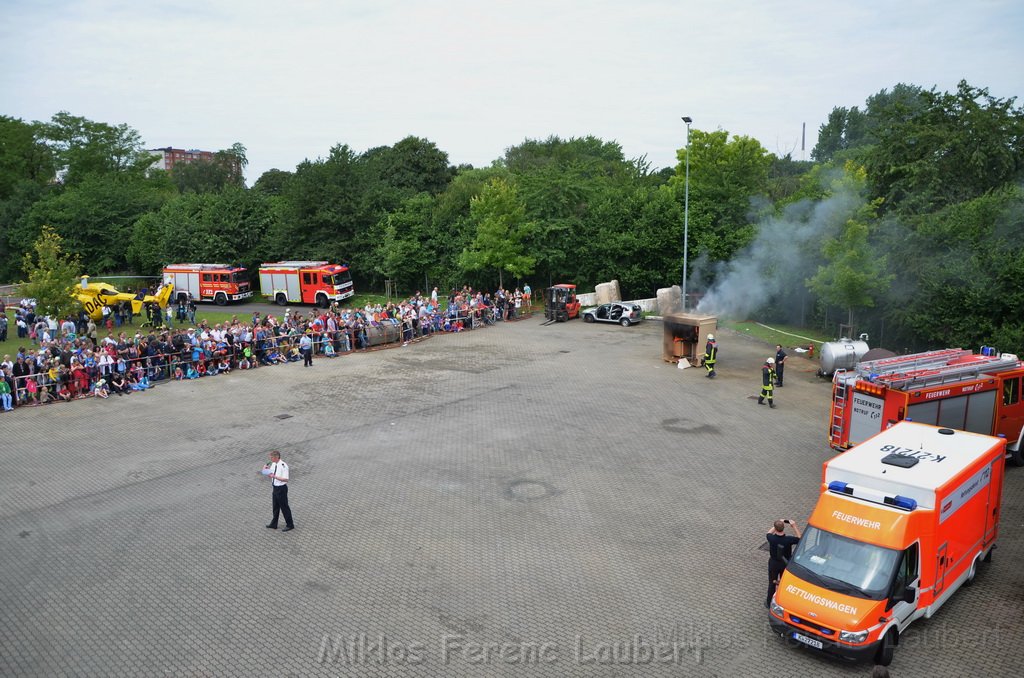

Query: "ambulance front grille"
<box><xmin>787</xmin><ymin>614</ymin><xmax>836</xmax><ymax>637</ymax></box>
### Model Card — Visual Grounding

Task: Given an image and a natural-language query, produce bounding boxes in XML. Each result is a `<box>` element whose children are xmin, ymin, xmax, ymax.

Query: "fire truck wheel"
<box><xmin>983</xmin><ymin>546</ymin><xmax>994</xmax><ymax>563</ymax></box>
<box><xmin>275</xmin><ymin>293</ymin><xmax>287</xmax><ymax>306</ymax></box>
<box><xmin>1009</xmin><ymin>447</ymin><xmax>1024</xmax><ymax>467</ymax></box>
<box><xmin>874</xmin><ymin>629</ymin><xmax>896</xmax><ymax>666</ymax></box>
<box><xmin>214</xmin><ymin>293</ymin><xmax>227</xmax><ymax>306</ymax></box>
<box><xmin>316</xmin><ymin>294</ymin><xmax>329</xmax><ymax>308</ymax></box>
<box><xmin>965</xmin><ymin>556</ymin><xmax>980</xmax><ymax>586</ymax></box>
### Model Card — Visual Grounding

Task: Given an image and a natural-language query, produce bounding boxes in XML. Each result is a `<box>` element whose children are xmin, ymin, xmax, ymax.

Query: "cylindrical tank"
<box><xmin>819</xmin><ymin>338</ymin><xmax>870</xmax><ymax>376</ymax></box>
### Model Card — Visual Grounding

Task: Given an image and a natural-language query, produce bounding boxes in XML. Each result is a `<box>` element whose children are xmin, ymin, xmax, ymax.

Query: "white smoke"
<box><xmin>694</xmin><ymin>180</ymin><xmax>865</xmax><ymax>319</ymax></box>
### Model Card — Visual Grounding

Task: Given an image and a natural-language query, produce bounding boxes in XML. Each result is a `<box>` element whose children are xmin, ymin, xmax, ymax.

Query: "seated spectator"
<box><xmin>109</xmin><ymin>372</ymin><xmax>129</xmax><ymax>396</ymax></box>
<box><xmin>185</xmin><ymin>364</ymin><xmax>199</xmax><ymax>379</ymax></box>
<box><xmin>94</xmin><ymin>378</ymin><xmax>110</xmax><ymax>399</ymax></box>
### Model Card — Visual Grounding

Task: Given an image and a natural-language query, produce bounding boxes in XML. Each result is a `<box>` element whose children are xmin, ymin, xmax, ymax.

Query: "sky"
<box><xmin>2</xmin><ymin>0</ymin><xmax>1022</xmax><ymax>184</ymax></box>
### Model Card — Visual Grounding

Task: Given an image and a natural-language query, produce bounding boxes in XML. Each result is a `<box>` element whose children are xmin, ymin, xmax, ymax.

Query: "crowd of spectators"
<box><xmin>0</xmin><ymin>286</ymin><xmax>532</xmax><ymax>413</ymax></box>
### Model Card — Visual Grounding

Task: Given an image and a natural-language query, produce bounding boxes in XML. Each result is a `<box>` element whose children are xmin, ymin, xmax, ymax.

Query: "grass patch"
<box><xmin>720</xmin><ymin>319</ymin><xmax>832</xmax><ymax>350</ymax></box>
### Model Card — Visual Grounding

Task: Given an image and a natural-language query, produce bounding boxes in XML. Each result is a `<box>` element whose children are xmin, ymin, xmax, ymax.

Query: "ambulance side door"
<box><xmin>888</xmin><ymin>543</ymin><xmax>920</xmax><ymax>627</ymax></box>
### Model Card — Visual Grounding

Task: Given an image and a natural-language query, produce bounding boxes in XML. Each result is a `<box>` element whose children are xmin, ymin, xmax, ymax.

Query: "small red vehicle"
<box><xmin>543</xmin><ymin>284</ymin><xmax>581</xmax><ymax>322</ymax></box>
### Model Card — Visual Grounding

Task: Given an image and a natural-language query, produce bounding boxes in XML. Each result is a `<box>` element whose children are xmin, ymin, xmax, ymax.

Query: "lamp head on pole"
<box><xmin>681</xmin><ymin>116</ymin><xmax>692</xmax><ymax>124</ymax></box>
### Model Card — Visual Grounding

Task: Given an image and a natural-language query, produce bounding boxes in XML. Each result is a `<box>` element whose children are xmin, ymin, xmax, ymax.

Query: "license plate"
<box><xmin>792</xmin><ymin>632</ymin><xmax>823</xmax><ymax>649</ymax></box>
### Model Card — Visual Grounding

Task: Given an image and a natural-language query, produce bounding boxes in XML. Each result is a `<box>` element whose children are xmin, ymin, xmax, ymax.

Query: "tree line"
<box><xmin>2</xmin><ymin>79</ymin><xmax>1023</xmax><ymax>352</ymax></box>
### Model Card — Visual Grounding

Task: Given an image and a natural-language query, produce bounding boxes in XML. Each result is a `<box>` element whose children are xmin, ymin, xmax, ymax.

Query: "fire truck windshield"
<box><xmin>231</xmin><ymin>272</ymin><xmax>247</xmax><ymax>283</ymax></box>
<box><xmin>787</xmin><ymin>526</ymin><xmax>899</xmax><ymax>600</ymax></box>
<box><xmin>327</xmin><ymin>270</ymin><xmax>352</xmax><ymax>286</ymax></box>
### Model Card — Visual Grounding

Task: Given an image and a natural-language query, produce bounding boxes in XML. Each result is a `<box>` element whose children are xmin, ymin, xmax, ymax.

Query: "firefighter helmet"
<box><xmin>767</xmin><ymin>357</ymin><xmax>775</xmax><ymax>364</ymax></box>
<box><xmin>707</xmin><ymin>334</ymin><xmax>715</xmax><ymax>341</ymax></box>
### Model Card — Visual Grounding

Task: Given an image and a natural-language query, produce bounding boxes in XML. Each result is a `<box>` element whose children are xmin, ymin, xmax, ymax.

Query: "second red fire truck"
<box><xmin>829</xmin><ymin>347</ymin><xmax>1024</xmax><ymax>466</ymax></box>
<box><xmin>258</xmin><ymin>261</ymin><xmax>354</xmax><ymax>307</ymax></box>
<box><xmin>162</xmin><ymin>263</ymin><xmax>252</xmax><ymax>305</ymax></box>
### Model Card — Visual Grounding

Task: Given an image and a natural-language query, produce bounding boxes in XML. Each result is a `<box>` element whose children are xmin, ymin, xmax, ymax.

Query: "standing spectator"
<box><xmin>0</xmin><ymin>312</ymin><xmax>7</xmax><ymax>341</ymax></box>
<box><xmin>703</xmin><ymin>334</ymin><xmax>718</xmax><ymax>379</ymax></box>
<box><xmin>299</xmin><ymin>330</ymin><xmax>313</xmax><ymax>367</ymax></box>
<box><xmin>765</xmin><ymin>519</ymin><xmax>802</xmax><ymax>608</ymax></box>
<box><xmin>774</xmin><ymin>345</ymin><xmax>787</xmax><ymax>387</ymax></box>
<box><xmin>262</xmin><ymin>450</ymin><xmax>295</xmax><ymax>532</ymax></box>
<box><xmin>758</xmin><ymin>357</ymin><xmax>776</xmax><ymax>408</ymax></box>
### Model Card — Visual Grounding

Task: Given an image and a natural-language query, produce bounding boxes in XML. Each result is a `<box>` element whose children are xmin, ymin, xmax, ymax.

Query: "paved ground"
<box><xmin>1</xmin><ymin>318</ymin><xmax>1021</xmax><ymax>677</ymax></box>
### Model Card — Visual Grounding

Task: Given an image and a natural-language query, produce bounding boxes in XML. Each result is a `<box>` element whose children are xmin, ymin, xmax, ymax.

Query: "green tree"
<box><xmin>41</xmin><ymin>111</ymin><xmax>151</xmax><ymax>185</ymax></box>
<box><xmin>880</xmin><ymin>185</ymin><xmax>1024</xmax><ymax>350</ymax></box>
<box><xmin>362</xmin><ymin>136</ymin><xmax>453</xmax><ymax>196</ymax></box>
<box><xmin>127</xmin><ymin>187</ymin><xmax>275</xmax><ymax>274</ymax></box>
<box><xmin>865</xmin><ymin>81</ymin><xmax>1024</xmax><ymax>213</ymax></box>
<box><xmin>253</xmin><ymin>168</ymin><xmax>293</xmax><ymax>196</ymax></box>
<box><xmin>671</xmin><ymin>129</ymin><xmax>771</xmax><ymax>267</ymax></box>
<box><xmin>0</xmin><ymin>116</ymin><xmax>55</xmax><ymax>199</ymax></box>
<box><xmin>25</xmin><ymin>172</ymin><xmax>174</xmax><ymax>273</ymax></box>
<box><xmin>21</xmin><ymin>224</ymin><xmax>81</xmax><ymax>318</ymax></box>
<box><xmin>459</xmin><ymin>178</ymin><xmax>536</xmax><ymax>288</ymax></box>
<box><xmin>806</xmin><ymin>169</ymin><xmax>893</xmax><ymax>326</ymax></box>
<box><xmin>811</xmin><ymin>84</ymin><xmax>926</xmax><ymax>163</ymax></box>
<box><xmin>271</xmin><ymin>144</ymin><xmax>380</xmax><ymax>280</ymax></box>
<box><xmin>371</xmin><ymin>193</ymin><xmax>439</xmax><ymax>293</ymax></box>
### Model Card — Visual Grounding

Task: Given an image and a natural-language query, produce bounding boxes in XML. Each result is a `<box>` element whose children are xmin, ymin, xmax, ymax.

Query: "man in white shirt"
<box><xmin>262</xmin><ymin>451</ymin><xmax>295</xmax><ymax>532</ymax></box>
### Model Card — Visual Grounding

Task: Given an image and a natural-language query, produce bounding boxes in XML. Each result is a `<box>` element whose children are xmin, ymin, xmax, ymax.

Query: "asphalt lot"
<box><xmin>1</xmin><ymin>317</ymin><xmax>1021</xmax><ymax>677</ymax></box>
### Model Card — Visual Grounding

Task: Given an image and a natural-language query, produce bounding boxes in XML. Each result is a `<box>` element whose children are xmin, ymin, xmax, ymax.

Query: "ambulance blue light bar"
<box><xmin>828</xmin><ymin>481</ymin><xmax>853</xmax><ymax>495</ymax></box>
<box><xmin>884</xmin><ymin>495</ymin><xmax>918</xmax><ymax>511</ymax></box>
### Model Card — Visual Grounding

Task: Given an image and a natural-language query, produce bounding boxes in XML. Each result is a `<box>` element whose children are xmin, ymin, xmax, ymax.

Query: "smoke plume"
<box><xmin>694</xmin><ymin>180</ymin><xmax>864</xmax><ymax>319</ymax></box>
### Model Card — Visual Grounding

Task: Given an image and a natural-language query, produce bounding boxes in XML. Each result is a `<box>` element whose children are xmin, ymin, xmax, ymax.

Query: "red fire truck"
<box><xmin>830</xmin><ymin>347</ymin><xmax>1024</xmax><ymax>466</ymax></box>
<box><xmin>162</xmin><ymin>263</ymin><xmax>252</xmax><ymax>305</ymax></box>
<box><xmin>258</xmin><ymin>261</ymin><xmax>354</xmax><ymax>307</ymax></box>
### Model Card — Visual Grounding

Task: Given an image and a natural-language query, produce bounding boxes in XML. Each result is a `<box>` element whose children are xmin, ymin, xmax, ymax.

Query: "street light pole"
<box><xmin>681</xmin><ymin>116</ymin><xmax>692</xmax><ymax>312</ymax></box>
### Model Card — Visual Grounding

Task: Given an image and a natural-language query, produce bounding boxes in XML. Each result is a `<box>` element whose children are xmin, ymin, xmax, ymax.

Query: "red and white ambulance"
<box><xmin>162</xmin><ymin>263</ymin><xmax>252</xmax><ymax>305</ymax></box>
<box><xmin>258</xmin><ymin>261</ymin><xmax>354</xmax><ymax>307</ymax></box>
<box><xmin>769</xmin><ymin>421</ymin><xmax>1004</xmax><ymax>665</ymax></box>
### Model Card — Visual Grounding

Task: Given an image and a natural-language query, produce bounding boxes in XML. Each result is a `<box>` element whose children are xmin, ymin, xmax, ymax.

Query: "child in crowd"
<box><xmin>94</xmin><ymin>378</ymin><xmax>109</xmax><ymax>398</ymax></box>
<box><xmin>57</xmin><ymin>382</ymin><xmax>73</xmax><ymax>401</ymax></box>
<box><xmin>185</xmin><ymin>363</ymin><xmax>200</xmax><ymax>379</ymax></box>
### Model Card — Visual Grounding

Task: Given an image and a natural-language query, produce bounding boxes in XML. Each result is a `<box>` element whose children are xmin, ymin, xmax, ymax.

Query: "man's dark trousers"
<box><xmin>270</xmin><ymin>485</ymin><xmax>294</xmax><ymax>528</ymax></box>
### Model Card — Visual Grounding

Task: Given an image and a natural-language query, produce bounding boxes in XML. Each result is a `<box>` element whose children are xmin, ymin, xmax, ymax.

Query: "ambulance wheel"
<box><xmin>874</xmin><ymin>629</ymin><xmax>896</xmax><ymax>666</ymax></box>
<box><xmin>214</xmin><ymin>293</ymin><xmax>227</xmax><ymax>306</ymax></box>
<box><xmin>275</xmin><ymin>293</ymin><xmax>287</xmax><ymax>306</ymax></box>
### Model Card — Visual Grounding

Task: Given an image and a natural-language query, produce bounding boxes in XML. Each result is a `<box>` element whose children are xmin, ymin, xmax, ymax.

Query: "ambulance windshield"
<box><xmin>788</xmin><ymin>526</ymin><xmax>899</xmax><ymax>600</ymax></box>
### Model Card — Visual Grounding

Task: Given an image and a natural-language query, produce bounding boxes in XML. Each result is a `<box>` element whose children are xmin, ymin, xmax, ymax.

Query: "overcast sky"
<box><xmin>2</xmin><ymin>0</ymin><xmax>1022</xmax><ymax>183</ymax></box>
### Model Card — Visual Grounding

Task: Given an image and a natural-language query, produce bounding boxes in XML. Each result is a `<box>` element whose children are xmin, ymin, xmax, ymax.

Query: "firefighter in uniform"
<box><xmin>703</xmin><ymin>334</ymin><xmax>718</xmax><ymax>378</ymax></box>
<box><xmin>758</xmin><ymin>357</ymin><xmax>776</xmax><ymax>408</ymax></box>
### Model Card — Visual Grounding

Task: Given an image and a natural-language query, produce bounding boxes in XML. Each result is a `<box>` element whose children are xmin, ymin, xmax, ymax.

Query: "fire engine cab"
<box><xmin>162</xmin><ymin>263</ymin><xmax>252</xmax><ymax>305</ymax></box>
<box><xmin>830</xmin><ymin>348</ymin><xmax>1024</xmax><ymax>466</ymax></box>
<box><xmin>258</xmin><ymin>261</ymin><xmax>354</xmax><ymax>307</ymax></box>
